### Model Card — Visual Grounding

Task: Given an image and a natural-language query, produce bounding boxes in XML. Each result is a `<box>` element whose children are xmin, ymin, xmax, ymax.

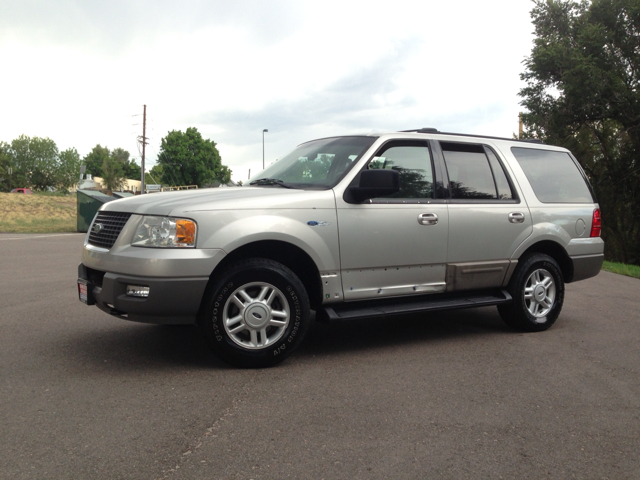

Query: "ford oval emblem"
<box><xmin>92</xmin><ymin>223</ymin><xmax>104</xmax><ymax>234</ymax></box>
<box><xmin>307</xmin><ymin>221</ymin><xmax>319</xmax><ymax>226</ymax></box>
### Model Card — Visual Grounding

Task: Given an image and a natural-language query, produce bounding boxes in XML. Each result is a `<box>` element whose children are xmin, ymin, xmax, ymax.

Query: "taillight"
<box><xmin>590</xmin><ymin>208</ymin><xmax>601</xmax><ymax>237</ymax></box>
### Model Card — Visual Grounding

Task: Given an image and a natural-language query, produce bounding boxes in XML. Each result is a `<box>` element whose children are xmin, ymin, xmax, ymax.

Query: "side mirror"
<box><xmin>345</xmin><ymin>169</ymin><xmax>399</xmax><ymax>203</ymax></box>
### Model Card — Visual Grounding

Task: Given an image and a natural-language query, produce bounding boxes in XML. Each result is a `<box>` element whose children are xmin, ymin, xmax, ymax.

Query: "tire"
<box><xmin>498</xmin><ymin>253</ymin><xmax>565</xmax><ymax>332</ymax></box>
<box><xmin>198</xmin><ymin>258</ymin><xmax>311</xmax><ymax>368</ymax></box>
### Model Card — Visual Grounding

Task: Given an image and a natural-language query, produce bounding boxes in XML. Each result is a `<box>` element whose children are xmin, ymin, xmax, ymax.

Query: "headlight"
<box><xmin>132</xmin><ymin>216</ymin><xmax>197</xmax><ymax>248</ymax></box>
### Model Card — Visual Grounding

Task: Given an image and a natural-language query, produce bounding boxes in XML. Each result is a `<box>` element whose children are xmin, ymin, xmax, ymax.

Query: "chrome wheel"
<box><xmin>223</xmin><ymin>282</ymin><xmax>290</xmax><ymax>350</ymax></box>
<box><xmin>524</xmin><ymin>268</ymin><xmax>556</xmax><ymax>320</ymax></box>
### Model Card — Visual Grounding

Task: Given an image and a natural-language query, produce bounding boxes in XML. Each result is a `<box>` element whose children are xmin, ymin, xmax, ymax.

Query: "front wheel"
<box><xmin>199</xmin><ymin>258</ymin><xmax>311</xmax><ymax>368</ymax></box>
<box><xmin>498</xmin><ymin>253</ymin><xmax>565</xmax><ymax>332</ymax></box>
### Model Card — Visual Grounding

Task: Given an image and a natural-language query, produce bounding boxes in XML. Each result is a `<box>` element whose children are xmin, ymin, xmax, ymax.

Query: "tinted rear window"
<box><xmin>441</xmin><ymin>142</ymin><xmax>497</xmax><ymax>200</ymax></box>
<box><xmin>511</xmin><ymin>147</ymin><xmax>593</xmax><ymax>203</ymax></box>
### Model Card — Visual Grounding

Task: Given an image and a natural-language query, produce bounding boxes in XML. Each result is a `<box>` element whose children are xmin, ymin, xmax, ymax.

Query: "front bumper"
<box><xmin>80</xmin><ymin>215</ymin><xmax>227</xmax><ymax>323</ymax></box>
<box><xmin>78</xmin><ymin>264</ymin><xmax>209</xmax><ymax>325</ymax></box>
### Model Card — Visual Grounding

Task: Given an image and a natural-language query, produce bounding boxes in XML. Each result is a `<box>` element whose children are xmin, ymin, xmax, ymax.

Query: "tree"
<box><xmin>83</xmin><ymin>145</ymin><xmax>110</xmax><ymax>178</ymax></box>
<box><xmin>10</xmin><ymin>135</ymin><xmax>59</xmax><ymax>191</ymax></box>
<box><xmin>0</xmin><ymin>142</ymin><xmax>13</xmax><ymax>191</ymax></box>
<box><xmin>147</xmin><ymin>163</ymin><xmax>164</xmax><ymax>185</ymax></box>
<box><xmin>57</xmin><ymin>147</ymin><xmax>82</xmax><ymax>191</ymax></box>
<box><xmin>217</xmin><ymin>164</ymin><xmax>232</xmax><ymax>186</ymax></box>
<box><xmin>157</xmin><ymin>127</ymin><xmax>231</xmax><ymax>187</ymax></box>
<box><xmin>124</xmin><ymin>159</ymin><xmax>141</xmax><ymax>180</ymax></box>
<box><xmin>83</xmin><ymin>145</ymin><xmax>138</xmax><ymax>190</ymax></box>
<box><xmin>101</xmin><ymin>155</ymin><xmax>126</xmax><ymax>191</ymax></box>
<box><xmin>111</xmin><ymin>147</ymin><xmax>141</xmax><ymax>180</ymax></box>
<box><xmin>519</xmin><ymin>0</ymin><xmax>640</xmax><ymax>265</ymax></box>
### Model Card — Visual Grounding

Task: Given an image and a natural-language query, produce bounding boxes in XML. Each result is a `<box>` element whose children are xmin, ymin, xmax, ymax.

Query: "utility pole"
<box><xmin>262</xmin><ymin>129</ymin><xmax>268</xmax><ymax>169</ymax></box>
<box><xmin>138</xmin><ymin>105</ymin><xmax>148</xmax><ymax>194</ymax></box>
<box><xmin>519</xmin><ymin>112</ymin><xmax>523</xmax><ymax>139</ymax></box>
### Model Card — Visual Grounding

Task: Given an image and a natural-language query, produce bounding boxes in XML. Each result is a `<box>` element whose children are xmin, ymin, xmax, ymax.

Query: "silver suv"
<box><xmin>78</xmin><ymin>129</ymin><xmax>604</xmax><ymax>367</ymax></box>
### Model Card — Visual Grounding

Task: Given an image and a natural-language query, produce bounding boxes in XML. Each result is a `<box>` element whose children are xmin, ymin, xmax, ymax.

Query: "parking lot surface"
<box><xmin>1</xmin><ymin>233</ymin><xmax>639</xmax><ymax>479</ymax></box>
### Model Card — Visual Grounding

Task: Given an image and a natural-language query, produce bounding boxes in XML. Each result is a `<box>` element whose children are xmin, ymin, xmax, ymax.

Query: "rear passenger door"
<box><xmin>433</xmin><ymin>141</ymin><xmax>533</xmax><ymax>291</ymax></box>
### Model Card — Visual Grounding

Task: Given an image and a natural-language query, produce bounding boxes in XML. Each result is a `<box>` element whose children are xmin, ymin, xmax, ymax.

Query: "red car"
<box><xmin>11</xmin><ymin>188</ymin><xmax>32</xmax><ymax>194</ymax></box>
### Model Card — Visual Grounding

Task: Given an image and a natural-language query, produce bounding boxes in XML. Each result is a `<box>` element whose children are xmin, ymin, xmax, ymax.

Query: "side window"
<box><xmin>485</xmin><ymin>147</ymin><xmax>514</xmax><ymax>200</ymax></box>
<box><xmin>441</xmin><ymin>142</ymin><xmax>497</xmax><ymax>200</ymax></box>
<box><xmin>368</xmin><ymin>145</ymin><xmax>434</xmax><ymax>198</ymax></box>
<box><xmin>511</xmin><ymin>147</ymin><xmax>593</xmax><ymax>203</ymax></box>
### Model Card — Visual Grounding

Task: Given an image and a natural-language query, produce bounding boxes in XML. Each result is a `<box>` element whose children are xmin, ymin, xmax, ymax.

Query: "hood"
<box><xmin>101</xmin><ymin>186</ymin><xmax>336</xmax><ymax>216</ymax></box>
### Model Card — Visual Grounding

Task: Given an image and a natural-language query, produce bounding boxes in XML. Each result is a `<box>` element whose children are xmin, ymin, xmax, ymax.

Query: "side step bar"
<box><xmin>316</xmin><ymin>290</ymin><xmax>512</xmax><ymax>323</ymax></box>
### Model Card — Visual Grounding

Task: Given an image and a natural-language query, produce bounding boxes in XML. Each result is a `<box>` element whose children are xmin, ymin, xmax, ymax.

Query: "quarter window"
<box><xmin>511</xmin><ymin>147</ymin><xmax>593</xmax><ymax>203</ymax></box>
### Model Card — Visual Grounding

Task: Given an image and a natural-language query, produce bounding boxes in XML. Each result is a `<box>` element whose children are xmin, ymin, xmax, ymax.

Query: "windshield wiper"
<box><xmin>249</xmin><ymin>178</ymin><xmax>295</xmax><ymax>189</ymax></box>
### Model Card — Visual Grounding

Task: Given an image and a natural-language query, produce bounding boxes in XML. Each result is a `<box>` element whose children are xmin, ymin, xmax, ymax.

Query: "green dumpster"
<box><xmin>77</xmin><ymin>189</ymin><xmax>115</xmax><ymax>233</ymax></box>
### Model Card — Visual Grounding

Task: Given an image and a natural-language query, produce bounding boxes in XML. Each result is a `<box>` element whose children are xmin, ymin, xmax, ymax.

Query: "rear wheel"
<box><xmin>498</xmin><ymin>253</ymin><xmax>565</xmax><ymax>332</ymax></box>
<box><xmin>199</xmin><ymin>258</ymin><xmax>311</xmax><ymax>368</ymax></box>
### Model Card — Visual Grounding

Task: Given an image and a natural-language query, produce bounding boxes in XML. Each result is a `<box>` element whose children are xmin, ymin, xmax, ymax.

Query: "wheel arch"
<box><xmin>517</xmin><ymin>240</ymin><xmax>574</xmax><ymax>283</ymax></box>
<box><xmin>203</xmin><ymin>240</ymin><xmax>323</xmax><ymax>311</ymax></box>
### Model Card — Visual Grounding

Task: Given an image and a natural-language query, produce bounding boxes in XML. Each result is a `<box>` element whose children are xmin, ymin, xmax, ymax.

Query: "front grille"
<box><xmin>88</xmin><ymin>212</ymin><xmax>132</xmax><ymax>249</ymax></box>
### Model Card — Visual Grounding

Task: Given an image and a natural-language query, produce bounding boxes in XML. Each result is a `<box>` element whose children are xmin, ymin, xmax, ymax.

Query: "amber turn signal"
<box><xmin>176</xmin><ymin>219</ymin><xmax>197</xmax><ymax>245</ymax></box>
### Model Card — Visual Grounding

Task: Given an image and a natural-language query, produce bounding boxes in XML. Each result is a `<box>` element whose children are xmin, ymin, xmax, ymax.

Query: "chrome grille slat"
<box><xmin>88</xmin><ymin>212</ymin><xmax>132</xmax><ymax>249</ymax></box>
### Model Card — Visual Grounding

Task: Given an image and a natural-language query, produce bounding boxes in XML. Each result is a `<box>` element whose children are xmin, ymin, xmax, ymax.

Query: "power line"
<box><xmin>153</xmin><ymin>149</ymin><xmax>181</xmax><ymax>187</ymax></box>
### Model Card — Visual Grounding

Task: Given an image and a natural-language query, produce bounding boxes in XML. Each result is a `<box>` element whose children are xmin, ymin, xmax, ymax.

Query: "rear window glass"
<box><xmin>441</xmin><ymin>142</ymin><xmax>497</xmax><ymax>200</ymax></box>
<box><xmin>511</xmin><ymin>147</ymin><xmax>593</xmax><ymax>203</ymax></box>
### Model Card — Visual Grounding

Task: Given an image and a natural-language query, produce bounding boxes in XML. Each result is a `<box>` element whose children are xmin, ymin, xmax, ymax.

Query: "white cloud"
<box><xmin>0</xmin><ymin>0</ymin><xmax>535</xmax><ymax>182</ymax></box>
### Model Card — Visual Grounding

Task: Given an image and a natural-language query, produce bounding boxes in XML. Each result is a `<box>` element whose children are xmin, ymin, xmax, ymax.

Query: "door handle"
<box><xmin>418</xmin><ymin>213</ymin><xmax>438</xmax><ymax>225</ymax></box>
<box><xmin>508</xmin><ymin>212</ymin><xmax>525</xmax><ymax>224</ymax></box>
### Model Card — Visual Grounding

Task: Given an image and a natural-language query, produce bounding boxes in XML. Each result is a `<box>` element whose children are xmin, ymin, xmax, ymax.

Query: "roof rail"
<box><xmin>399</xmin><ymin>127</ymin><xmax>439</xmax><ymax>133</ymax></box>
<box><xmin>398</xmin><ymin>129</ymin><xmax>545</xmax><ymax>144</ymax></box>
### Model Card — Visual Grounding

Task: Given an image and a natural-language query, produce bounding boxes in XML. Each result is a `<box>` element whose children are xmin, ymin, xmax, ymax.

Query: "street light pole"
<box><xmin>262</xmin><ymin>129</ymin><xmax>268</xmax><ymax>169</ymax></box>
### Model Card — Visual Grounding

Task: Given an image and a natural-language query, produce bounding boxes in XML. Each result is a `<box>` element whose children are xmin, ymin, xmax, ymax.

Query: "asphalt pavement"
<box><xmin>1</xmin><ymin>233</ymin><xmax>639</xmax><ymax>479</ymax></box>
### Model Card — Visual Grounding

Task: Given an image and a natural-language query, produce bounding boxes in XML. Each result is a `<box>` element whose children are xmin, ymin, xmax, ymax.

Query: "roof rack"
<box><xmin>398</xmin><ymin>128</ymin><xmax>545</xmax><ymax>144</ymax></box>
<box><xmin>400</xmin><ymin>128</ymin><xmax>439</xmax><ymax>133</ymax></box>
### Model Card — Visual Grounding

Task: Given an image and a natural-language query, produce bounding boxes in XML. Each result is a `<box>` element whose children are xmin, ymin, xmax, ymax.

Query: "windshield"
<box><xmin>250</xmin><ymin>136</ymin><xmax>377</xmax><ymax>189</ymax></box>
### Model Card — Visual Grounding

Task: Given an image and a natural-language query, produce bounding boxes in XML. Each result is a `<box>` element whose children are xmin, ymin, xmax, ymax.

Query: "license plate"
<box><xmin>77</xmin><ymin>278</ymin><xmax>95</xmax><ymax>305</ymax></box>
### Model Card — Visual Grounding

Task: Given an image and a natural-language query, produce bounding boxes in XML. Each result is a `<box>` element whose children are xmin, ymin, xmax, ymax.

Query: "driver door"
<box><xmin>336</xmin><ymin>140</ymin><xmax>449</xmax><ymax>300</ymax></box>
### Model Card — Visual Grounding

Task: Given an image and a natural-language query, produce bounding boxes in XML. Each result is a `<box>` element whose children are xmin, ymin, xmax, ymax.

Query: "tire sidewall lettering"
<box><xmin>200</xmin><ymin>261</ymin><xmax>311</xmax><ymax>367</ymax></box>
<box><xmin>285</xmin><ymin>285</ymin><xmax>301</xmax><ymax>343</ymax></box>
<box><xmin>212</xmin><ymin>285</ymin><xmax>230</xmax><ymax>342</ymax></box>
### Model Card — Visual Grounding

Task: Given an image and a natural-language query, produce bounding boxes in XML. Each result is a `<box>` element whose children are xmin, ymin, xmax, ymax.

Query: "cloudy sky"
<box><xmin>0</xmin><ymin>0</ymin><xmax>536</xmax><ymax>182</ymax></box>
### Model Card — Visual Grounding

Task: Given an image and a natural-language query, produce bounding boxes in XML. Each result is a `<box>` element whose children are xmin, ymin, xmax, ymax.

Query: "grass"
<box><xmin>0</xmin><ymin>192</ymin><xmax>77</xmax><ymax>233</ymax></box>
<box><xmin>602</xmin><ymin>261</ymin><xmax>640</xmax><ymax>280</ymax></box>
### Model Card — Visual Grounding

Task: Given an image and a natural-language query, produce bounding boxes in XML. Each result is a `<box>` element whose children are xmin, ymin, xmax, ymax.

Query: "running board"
<box><xmin>316</xmin><ymin>290</ymin><xmax>512</xmax><ymax>323</ymax></box>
